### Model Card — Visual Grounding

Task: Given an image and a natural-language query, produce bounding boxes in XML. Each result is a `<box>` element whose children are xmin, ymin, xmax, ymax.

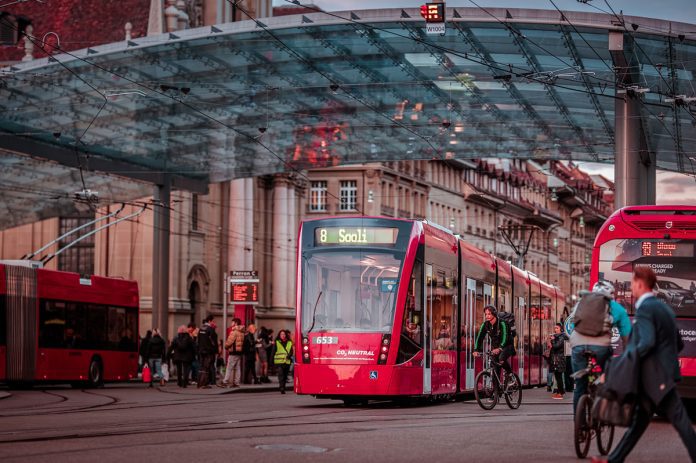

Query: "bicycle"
<box><xmin>571</xmin><ymin>351</ymin><xmax>615</xmax><ymax>459</ymax></box>
<box><xmin>473</xmin><ymin>351</ymin><xmax>522</xmax><ymax>410</ymax></box>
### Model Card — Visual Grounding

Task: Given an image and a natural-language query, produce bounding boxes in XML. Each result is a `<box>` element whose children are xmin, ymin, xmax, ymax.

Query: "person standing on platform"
<box><xmin>257</xmin><ymin>327</ymin><xmax>272</xmax><ymax>383</ymax></box>
<box><xmin>168</xmin><ymin>325</ymin><xmax>195</xmax><ymax>388</ymax></box>
<box><xmin>272</xmin><ymin>329</ymin><xmax>294</xmax><ymax>394</ymax></box>
<box><xmin>243</xmin><ymin>324</ymin><xmax>260</xmax><ymax>384</ymax></box>
<box><xmin>146</xmin><ymin>329</ymin><xmax>166</xmax><ymax>388</ymax></box>
<box><xmin>593</xmin><ymin>267</ymin><xmax>696</xmax><ymax>463</ymax></box>
<box><xmin>222</xmin><ymin>318</ymin><xmax>244</xmax><ymax>388</ymax></box>
<box><xmin>196</xmin><ymin>315</ymin><xmax>218</xmax><ymax>389</ymax></box>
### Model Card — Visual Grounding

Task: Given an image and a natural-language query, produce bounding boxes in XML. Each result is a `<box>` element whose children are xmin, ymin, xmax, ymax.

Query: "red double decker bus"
<box><xmin>0</xmin><ymin>262</ymin><xmax>139</xmax><ymax>387</ymax></box>
<box><xmin>590</xmin><ymin>206</ymin><xmax>696</xmax><ymax>399</ymax></box>
<box><xmin>294</xmin><ymin>217</ymin><xmax>564</xmax><ymax>402</ymax></box>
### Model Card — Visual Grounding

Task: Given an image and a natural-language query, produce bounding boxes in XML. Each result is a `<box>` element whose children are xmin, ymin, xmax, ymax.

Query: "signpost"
<box><xmin>223</xmin><ymin>270</ymin><xmax>260</xmax><ymax>335</ymax></box>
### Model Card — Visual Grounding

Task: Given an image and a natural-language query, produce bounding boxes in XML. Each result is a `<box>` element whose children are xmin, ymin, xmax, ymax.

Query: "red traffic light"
<box><xmin>420</xmin><ymin>3</ymin><xmax>445</xmax><ymax>23</ymax></box>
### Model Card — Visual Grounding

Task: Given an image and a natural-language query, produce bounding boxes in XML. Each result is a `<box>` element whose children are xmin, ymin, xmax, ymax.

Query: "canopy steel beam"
<box><xmin>0</xmin><ymin>133</ymin><xmax>208</xmax><ymax>194</ymax></box>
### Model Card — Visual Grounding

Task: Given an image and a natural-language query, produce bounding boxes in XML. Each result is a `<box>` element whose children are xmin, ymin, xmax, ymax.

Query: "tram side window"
<box><xmin>432</xmin><ymin>271</ymin><xmax>455</xmax><ymax>351</ymax></box>
<box><xmin>398</xmin><ymin>260</ymin><xmax>423</xmax><ymax>363</ymax></box>
<box><xmin>0</xmin><ymin>297</ymin><xmax>6</xmax><ymax>346</ymax></box>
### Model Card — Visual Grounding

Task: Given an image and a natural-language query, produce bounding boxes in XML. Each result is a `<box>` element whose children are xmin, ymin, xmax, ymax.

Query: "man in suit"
<box><xmin>592</xmin><ymin>267</ymin><xmax>696</xmax><ymax>463</ymax></box>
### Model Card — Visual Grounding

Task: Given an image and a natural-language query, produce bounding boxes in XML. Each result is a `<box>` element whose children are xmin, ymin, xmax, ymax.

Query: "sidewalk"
<box><xmin>0</xmin><ymin>391</ymin><xmax>11</xmax><ymax>400</ymax></box>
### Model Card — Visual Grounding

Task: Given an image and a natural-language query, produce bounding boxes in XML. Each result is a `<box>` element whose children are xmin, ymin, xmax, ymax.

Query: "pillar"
<box><xmin>272</xmin><ymin>179</ymin><xmax>288</xmax><ymax>309</ymax></box>
<box><xmin>152</xmin><ymin>179</ymin><xmax>171</xmax><ymax>342</ymax></box>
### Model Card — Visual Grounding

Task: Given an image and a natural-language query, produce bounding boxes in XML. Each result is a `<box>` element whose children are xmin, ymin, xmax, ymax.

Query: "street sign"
<box><xmin>426</xmin><ymin>22</ymin><xmax>446</xmax><ymax>35</ymax></box>
<box><xmin>230</xmin><ymin>270</ymin><xmax>258</xmax><ymax>278</ymax></box>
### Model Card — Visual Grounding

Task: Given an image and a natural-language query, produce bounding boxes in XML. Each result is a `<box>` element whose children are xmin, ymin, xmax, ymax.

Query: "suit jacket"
<box><xmin>631</xmin><ymin>295</ymin><xmax>684</xmax><ymax>405</ymax></box>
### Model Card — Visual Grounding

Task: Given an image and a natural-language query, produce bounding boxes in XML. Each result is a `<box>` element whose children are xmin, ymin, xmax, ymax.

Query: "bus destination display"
<box><xmin>640</xmin><ymin>241</ymin><xmax>694</xmax><ymax>258</ymax></box>
<box><xmin>315</xmin><ymin>227</ymin><xmax>398</xmax><ymax>246</ymax></box>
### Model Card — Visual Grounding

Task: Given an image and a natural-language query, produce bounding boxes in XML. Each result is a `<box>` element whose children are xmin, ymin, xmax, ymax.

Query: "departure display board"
<box><xmin>230</xmin><ymin>282</ymin><xmax>259</xmax><ymax>304</ymax></box>
<box><xmin>314</xmin><ymin>227</ymin><xmax>398</xmax><ymax>246</ymax></box>
<box><xmin>640</xmin><ymin>241</ymin><xmax>694</xmax><ymax>258</ymax></box>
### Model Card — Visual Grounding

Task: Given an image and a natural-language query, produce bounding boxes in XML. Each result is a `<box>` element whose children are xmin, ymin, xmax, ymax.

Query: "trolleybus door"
<box><xmin>465</xmin><ymin>278</ymin><xmax>476</xmax><ymax>389</ymax></box>
<box><xmin>423</xmin><ymin>264</ymin><xmax>433</xmax><ymax>394</ymax></box>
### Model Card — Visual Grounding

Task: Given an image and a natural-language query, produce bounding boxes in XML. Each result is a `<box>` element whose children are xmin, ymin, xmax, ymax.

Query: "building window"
<box><xmin>339</xmin><ymin>180</ymin><xmax>358</xmax><ymax>211</ymax></box>
<box><xmin>58</xmin><ymin>215</ymin><xmax>95</xmax><ymax>275</ymax></box>
<box><xmin>0</xmin><ymin>14</ymin><xmax>18</xmax><ymax>46</ymax></box>
<box><xmin>191</xmin><ymin>194</ymin><xmax>200</xmax><ymax>231</ymax></box>
<box><xmin>309</xmin><ymin>181</ymin><xmax>327</xmax><ymax>212</ymax></box>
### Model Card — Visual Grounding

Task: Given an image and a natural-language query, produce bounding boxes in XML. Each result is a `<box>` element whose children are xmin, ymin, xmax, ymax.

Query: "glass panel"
<box><xmin>432</xmin><ymin>270</ymin><xmax>456</xmax><ymax>351</ymax></box>
<box><xmin>39</xmin><ymin>301</ymin><xmax>66</xmax><ymax>348</ymax></box>
<box><xmin>397</xmin><ymin>259</ymin><xmax>423</xmax><ymax>363</ymax></box>
<box><xmin>302</xmin><ymin>250</ymin><xmax>404</xmax><ymax>333</ymax></box>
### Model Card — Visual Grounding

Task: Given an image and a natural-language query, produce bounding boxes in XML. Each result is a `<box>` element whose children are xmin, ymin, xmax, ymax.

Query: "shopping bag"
<box><xmin>142</xmin><ymin>363</ymin><xmax>151</xmax><ymax>383</ymax></box>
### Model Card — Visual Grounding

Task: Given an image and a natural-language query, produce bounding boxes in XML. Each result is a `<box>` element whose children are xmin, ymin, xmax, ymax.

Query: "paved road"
<box><xmin>0</xmin><ymin>385</ymin><xmax>694</xmax><ymax>462</ymax></box>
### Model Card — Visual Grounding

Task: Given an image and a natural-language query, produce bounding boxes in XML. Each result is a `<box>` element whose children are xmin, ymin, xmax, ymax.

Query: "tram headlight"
<box><xmin>379</xmin><ymin>353</ymin><xmax>387</xmax><ymax>361</ymax></box>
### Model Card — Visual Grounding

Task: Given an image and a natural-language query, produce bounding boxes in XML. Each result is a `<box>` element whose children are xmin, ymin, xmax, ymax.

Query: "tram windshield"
<box><xmin>301</xmin><ymin>250</ymin><xmax>404</xmax><ymax>333</ymax></box>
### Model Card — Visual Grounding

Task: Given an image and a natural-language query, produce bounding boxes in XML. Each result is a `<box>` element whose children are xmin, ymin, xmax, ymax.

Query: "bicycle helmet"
<box><xmin>592</xmin><ymin>280</ymin><xmax>615</xmax><ymax>298</ymax></box>
<box><xmin>483</xmin><ymin>305</ymin><xmax>498</xmax><ymax>317</ymax></box>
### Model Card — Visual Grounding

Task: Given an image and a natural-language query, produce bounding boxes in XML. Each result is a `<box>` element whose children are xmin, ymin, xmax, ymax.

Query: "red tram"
<box><xmin>590</xmin><ymin>206</ymin><xmax>696</xmax><ymax>399</ymax></box>
<box><xmin>0</xmin><ymin>262</ymin><xmax>139</xmax><ymax>387</ymax></box>
<box><xmin>294</xmin><ymin>217</ymin><xmax>564</xmax><ymax>401</ymax></box>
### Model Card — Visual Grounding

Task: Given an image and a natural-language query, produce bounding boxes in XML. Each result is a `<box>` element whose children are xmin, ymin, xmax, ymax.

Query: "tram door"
<box><xmin>464</xmin><ymin>278</ymin><xmax>476</xmax><ymax>389</ymax></box>
<box><xmin>517</xmin><ymin>296</ymin><xmax>526</xmax><ymax>383</ymax></box>
<box><xmin>423</xmin><ymin>264</ymin><xmax>433</xmax><ymax>394</ymax></box>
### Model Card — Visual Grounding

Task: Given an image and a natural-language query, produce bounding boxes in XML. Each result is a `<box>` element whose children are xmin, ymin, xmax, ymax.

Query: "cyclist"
<box><xmin>474</xmin><ymin>305</ymin><xmax>514</xmax><ymax>385</ymax></box>
<box><xmin>569</xmin><ymin>281</ymin><xmax>632</xmax><ymax>413</ymax></box>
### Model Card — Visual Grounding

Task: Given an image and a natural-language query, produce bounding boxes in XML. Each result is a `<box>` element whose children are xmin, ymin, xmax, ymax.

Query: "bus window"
<box><xmin>39</xmin><ymin>301</ymin><xmax>66</xmax><ymax>348</ymax></box>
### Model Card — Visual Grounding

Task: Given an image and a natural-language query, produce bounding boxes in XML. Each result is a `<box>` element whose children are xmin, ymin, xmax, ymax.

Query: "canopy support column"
<box><xmin>152</xmin><ymin>177</ymin><xmax>171</xmax><ymax>342</ymax></box>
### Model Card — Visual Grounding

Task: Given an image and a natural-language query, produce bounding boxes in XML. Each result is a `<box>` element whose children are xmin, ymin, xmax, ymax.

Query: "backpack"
<box><xmin>498</xmin><ymin>311</ymin><xmax>517</xmax><ymax>339</ymax></box>
<box><xmin>571</xmin><ymin>292</ymin><xmax>612</xmax><ymax>337</ymax></box>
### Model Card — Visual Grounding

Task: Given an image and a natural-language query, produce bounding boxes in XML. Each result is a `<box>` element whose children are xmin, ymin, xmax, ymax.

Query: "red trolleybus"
<box><xmin>0</xmin><ymin>262</ymin><xmax>139</xmax><ymax>387</ymax></box>
<box><xmin>294</xmin><ymin>217</ymin><xmax>564</xmax><ymax>402</ymax></box>
<box><xmin>590</xmin><ymin>206</ymin><xmax>696</xmax><ymax>399</ymax></box>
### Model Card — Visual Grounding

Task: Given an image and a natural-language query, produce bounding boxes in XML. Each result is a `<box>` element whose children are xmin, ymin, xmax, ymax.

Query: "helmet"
<box><xmin>592</xmin><ymin>280</ymin><xmax>615</xmax><ymax>298</ymax></box>
<box><xmin>483</xmin><ymin>305</ymin><xmax>498</xmax><ymax>317</ymax></box>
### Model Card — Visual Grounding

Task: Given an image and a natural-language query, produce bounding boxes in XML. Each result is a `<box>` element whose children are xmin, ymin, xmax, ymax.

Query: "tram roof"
<box><xmin>1</xmin><ymin>7</ymin><xmax>696</xmax><ymax>229</ymax></box>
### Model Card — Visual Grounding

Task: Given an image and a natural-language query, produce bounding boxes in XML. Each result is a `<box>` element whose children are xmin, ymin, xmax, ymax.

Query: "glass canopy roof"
<box><xmin>0</xmin><ymin>7</ymin><xmax>695</xmax><ymax>228</ymax></box>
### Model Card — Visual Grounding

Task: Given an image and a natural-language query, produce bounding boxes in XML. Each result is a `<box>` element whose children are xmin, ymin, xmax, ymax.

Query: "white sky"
<box><xmin>273</xmin><ymin>1</ymin><xmax>696</xmax><ymax>203</ymax></box>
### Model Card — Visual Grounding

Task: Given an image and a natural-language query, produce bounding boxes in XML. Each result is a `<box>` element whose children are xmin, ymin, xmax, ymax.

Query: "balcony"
<box><xmin>380</xmin><ymin>205</ymin><xmax>395</xmax><ymax>217</ymax></box>
<box><xmin>397</xmin><ymin>209</ymin><xmax>411</xmax><ymax>218</ymax></box>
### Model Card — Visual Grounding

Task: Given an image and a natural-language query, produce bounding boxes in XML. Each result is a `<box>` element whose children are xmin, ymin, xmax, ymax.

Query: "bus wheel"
<box><xmin>87</xmin><ymin>358</ymin><xmax>103</xmax><ymax>388</ymax></box>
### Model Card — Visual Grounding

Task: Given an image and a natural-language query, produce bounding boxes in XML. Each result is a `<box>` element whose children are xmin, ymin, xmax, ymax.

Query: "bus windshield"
<box><xmin>598</xmin><ymin>238</ymin><xmax>696</xmax><ymax>317</ymax></box>
<box><xmin>301</xmin><ymin>250</ymin><xmax>404</xmax><ymax>333</ymax></box>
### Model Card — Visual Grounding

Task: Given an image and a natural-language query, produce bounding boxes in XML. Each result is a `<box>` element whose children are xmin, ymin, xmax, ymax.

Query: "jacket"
<box><xmin>197</xmin><ymin>322</ymin><xmax>218</xmax><ymax>355</ymax></box>
<box><xmin>272</xmin><ymin>339</ymin><xmax>294</xmax><ymax>365</ymax></box>
<box><xmin>631</xmin><ymin>295</ymin><xmax>684</xmax><ymax>405</ymax></box>
<box><xmin>474</xmin><ymin>319</ymin><xmax>512</xmax><ymax>352</ymax></box>
<box><xmin>146</xmin><ymin>335</ymin><xmax>166</xmax><ymax>360</ymax></box>
<box><xmin>225</xmin><ymin>326</ymin><xmax>244</xmax><ymax>355</ymax></box>
<box><xmin>168</xmin><ymin>333</ymin><xmax>195</xmax><ymax>364</ymax></box>
<box><xmin>550</xmin><ymin>333</ymin><xmax>568</xmax><ymax>372</ymax></box>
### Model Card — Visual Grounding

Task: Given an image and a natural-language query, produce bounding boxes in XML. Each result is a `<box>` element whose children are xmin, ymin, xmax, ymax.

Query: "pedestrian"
<box><xmin>139</xmin><ymin>330</ymin><xmax>152</xmax><ymax>372</ymax></box>
<box><xmin>548</xmin><ymin>323</ymin><xmax>568</xmax><ymax>400</ymax></box>
<box><xmin>592</xmin><ymin>267</ymin><xmax>696</xmax><ymax>463</ymax></box>
<box><xmin>146</xmin><ymin>328</ymin><xmax>166</xmax><ymax>388</ymax></box>
<box><xmin>188</xmin><ymin>323</ymin><xmax>199</xmax><ymax>385</ymax></box>
<box><xmin>257</xmin><ymin>327</ymin><xmax>272</xmax><ymax>383</ymax></box>
<box><xmin>168</xmin><ymin>325</ymin><xmax>195</xmax><ymax>388</ymax></box>
<box><xmin>272</xmin><ymin>329</ymin><xmax>294</xmax><ymax>394</ymax></box>
<box><xmin>222</xmin><ymin>317</ymin><xmax>244</xmax><ymax>388</ymax></box>
<box><xmin>196</xmin><ymin>314</ymin><xmax>218</xmax><ymax>389</ymax></box>
<box><xmin>208</xmin><ymin>319</ymin><xmax>219</xmax><ymax>386</ymax></box>
<box><xmin>266</xmin><ymin>328</ymin><xmax>275</xmax><ymax>375</ymax></box>
<box><xmin>243</xmin><ymin>324</ymin><xmax>260</xmax><ymax>384</ymax></box>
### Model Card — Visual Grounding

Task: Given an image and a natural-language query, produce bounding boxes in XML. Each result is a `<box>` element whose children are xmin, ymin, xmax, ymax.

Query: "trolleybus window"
<box><xmin>598</xmin><ymin>239</ymin><xmax>696</xmax><ymax>318</ymax></box>
<box><xmin>39</xmin><ymin>300</ymin><xmax>138</xmax><ymax>351</ymax></box>
<box><xmin>302</xmin><ymin>251</ymin><xmax>404</xmax><ymax>333</ymax></box>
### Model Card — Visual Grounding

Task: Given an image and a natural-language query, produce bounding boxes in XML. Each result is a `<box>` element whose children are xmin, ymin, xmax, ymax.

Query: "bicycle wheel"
<box><xmin>474</xmin><ymin>370</ymin><xmax>498</xmax><ymax>410</ymax></box>
<box><xmin>503</xmin><ymin>373</ymin><xmax>522</xmax><ymax>409</ymax></box>
<box><xmin>574</xmin><ymin>395</ymin><xmax>592</xmax><ymax>459</ymax></box>
<box><xmin>596</xmin><ymin>420</ymin><xmax>615</xmax><ymax>456</ymax></box>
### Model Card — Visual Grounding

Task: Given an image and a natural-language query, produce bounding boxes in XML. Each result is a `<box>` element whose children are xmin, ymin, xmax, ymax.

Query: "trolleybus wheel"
<box><xmin>87</xmin><ymin>357</ymin><xmax>103</xmax><ymax>388</ymax></box>
<box><xmin>474</xmin><ymin>370</ymin><xmax>498</xmax><ymax>410</ymax></box>
<box><xmin>574</xmin><ymin>395</ymin><xmax>592</xmax><ymax>458</ymax></box>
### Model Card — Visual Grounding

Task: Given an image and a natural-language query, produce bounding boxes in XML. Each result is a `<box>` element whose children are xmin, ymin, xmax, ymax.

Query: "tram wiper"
<box><xmin>306</xmin><ymin>291</ymin><xmax>323</xmax><ymax>334</ymax></box>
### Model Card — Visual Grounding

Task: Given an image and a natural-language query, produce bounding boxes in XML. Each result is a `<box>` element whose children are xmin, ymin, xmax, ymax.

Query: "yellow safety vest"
<box><xmin>274</xmin><ymin>340</ymin><xmax>293</xmax><ymax>365</ymax></box>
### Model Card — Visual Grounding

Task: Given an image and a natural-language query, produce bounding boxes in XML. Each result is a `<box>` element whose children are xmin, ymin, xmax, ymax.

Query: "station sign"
<box><xmin>420</xmin><ymin>2</ymin><xmax>446</xmax><ymax>35</ymax></box>
<box><xmin>229</xmin><ymin>270</ymin><xmax>259</xmax><ymax>305</ymax></box>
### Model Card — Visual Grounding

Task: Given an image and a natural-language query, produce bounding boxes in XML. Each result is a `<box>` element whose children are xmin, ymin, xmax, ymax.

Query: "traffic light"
<box><xmin>420</xmin><ymin>3</ymin><xmax>445</xmax><ymax>23</ymax></box>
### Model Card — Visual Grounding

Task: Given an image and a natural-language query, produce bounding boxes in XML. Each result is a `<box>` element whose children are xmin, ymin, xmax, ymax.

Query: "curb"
<box><xmin>0</xmin><ymin>391</ymin><xmax>11</xmax><ymax>400</ymax></box>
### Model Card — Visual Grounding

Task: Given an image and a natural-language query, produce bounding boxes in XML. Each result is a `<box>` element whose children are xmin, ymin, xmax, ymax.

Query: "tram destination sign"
<box><xmin>314</xmin><ymin>227</ymin><xmax>398</xmax><ymax>246</ymax></box>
